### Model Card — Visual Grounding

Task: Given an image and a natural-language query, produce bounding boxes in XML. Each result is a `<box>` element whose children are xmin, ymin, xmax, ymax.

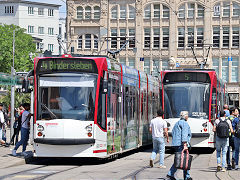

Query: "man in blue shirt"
<box><xmin>232</xmin><ymin>111</ymin><xmax>240</xmax><ymax>170</ymax></box>
<box><xmin>224</xmin><ymin>104</ymin><xmax>230</xmax><ymax>117</ymax></box>
<box><xmin>167</xmin><ymin>111</ymin><xmax>192</xmax><ymax>180</ymax></box>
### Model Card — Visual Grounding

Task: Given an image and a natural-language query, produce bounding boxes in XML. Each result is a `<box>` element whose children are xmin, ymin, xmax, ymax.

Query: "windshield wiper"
<box><xmin>41</xmin><ymin>103</ymin><xmax>58</xmax><ymax>119</ymax></box>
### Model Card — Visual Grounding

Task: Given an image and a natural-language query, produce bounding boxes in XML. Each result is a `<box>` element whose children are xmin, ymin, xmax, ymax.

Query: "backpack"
<box><xmin>235</xmin><ymin>120</ymin><xmax>240</xmax><ymax>138</ymax></box>
<box><xmin>216</xmin><ymin>119</ymin><xmax>229</xmax><ymax>138</ymax></box>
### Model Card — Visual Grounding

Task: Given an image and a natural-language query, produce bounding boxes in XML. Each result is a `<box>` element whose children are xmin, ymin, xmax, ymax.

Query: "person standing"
<box><xmin>232</xmin><ymin>108</ymin><xmax>240</xmax><ymax>170</ymax></box>
<box><xmin>213</xmin><ymin>110</ymin><xmax>233</xmax><ymax>172</ymax></box>
<box><xmin>223</xmin><ymin>104</ymin><xmax>230</xmax><ymax>117</ymax></box>
<box><xmin>149</xmin><ymin>109</ymin><xmax>169</xmax><ymax>168</ymax></box>
<box><xmin>226</xmin><ymin>107</ymin><xmax>236</xmax><ymax>170</ymax></box>
<box><xmin>167</xmin><ymin>111</ymin><xmax>192</xmax><ymax>180</ymax></box>
<box><xmin>0</xmin><ymin>103</ymin><xmax>6</xmax><ymax>145</ymax></box>
<box><xmin>12</xmin><ymin>103</ymin><xmax>32</xmax><ymax>156</ymax></box>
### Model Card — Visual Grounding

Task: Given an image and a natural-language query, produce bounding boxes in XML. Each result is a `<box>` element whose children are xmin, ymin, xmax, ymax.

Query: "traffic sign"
<box><xmin>228</xmin><ymin>56</ymin><xmax>232</xmax><ymax>61</ymax></box>
<box><xmin>140</xmin><ymin>57</ymin><xmax>144</xmax><ymax>61</ymax></box>
<box><xmin>176</xmin><ymin>63</ymin><xmax>180</xmax><ymax>67</ymax></box>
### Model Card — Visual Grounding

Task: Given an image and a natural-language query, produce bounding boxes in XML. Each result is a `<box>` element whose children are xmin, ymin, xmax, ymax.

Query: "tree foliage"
<box><xmin>0</xmin><ymin>24</ymin><xmax>36</xmax><ymax>73</ymax></box>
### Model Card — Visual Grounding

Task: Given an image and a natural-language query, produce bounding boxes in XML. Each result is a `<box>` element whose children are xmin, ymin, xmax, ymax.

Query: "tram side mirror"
<box><xmin>22</xmin><ymin>79</ymin><xmax>32</xmax><ymax>93</ymax></box>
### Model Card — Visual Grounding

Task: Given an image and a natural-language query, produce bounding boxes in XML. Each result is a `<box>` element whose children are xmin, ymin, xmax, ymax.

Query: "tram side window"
<box><xmin>97</xmin><ymin>78</ymin><xmax>106</xmax><ymax>130</ymax></box>
<box><xmin>211</xmin><ymin>88</ymin><xmax>217</xmax><ymax>122</ymax></box>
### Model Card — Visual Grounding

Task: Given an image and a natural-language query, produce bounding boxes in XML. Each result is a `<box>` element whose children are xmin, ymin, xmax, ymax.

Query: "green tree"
<box><xmin>0</xmin><ymin>24</ymin><xmax>36</xmax><ymax>73</ymax></box>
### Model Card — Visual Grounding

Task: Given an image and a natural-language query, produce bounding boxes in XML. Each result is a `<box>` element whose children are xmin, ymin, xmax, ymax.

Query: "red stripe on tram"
<box><xmin>93</xmin><ymin>149</ymin><xmax>107</xmax><ymax>153</ymax></box>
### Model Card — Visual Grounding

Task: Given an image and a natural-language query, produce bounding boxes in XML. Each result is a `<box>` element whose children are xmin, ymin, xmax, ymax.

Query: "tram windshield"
<box><xmin>38</xmin><ymin>73</ymin><xmax>97</xmax><ymax>121</ymax></box>
<box><xmin>164</xmin><ymin>83</ymin><xmax>210</xmax><ymax>119</ymax></box>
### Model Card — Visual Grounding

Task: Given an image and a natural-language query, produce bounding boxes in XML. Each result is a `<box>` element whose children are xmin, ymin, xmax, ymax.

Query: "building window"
<box><xmin>94</xmin><ymin>6</ymin><xmax>100</xmax><ymax>19</ymax></box>
<box><xmin>144</xmin><ymin>58</ymin><xmax>150</xmax><ymax>74</ymax></box>
<box><xmin>232</xmin><ymin>57</ymin><xmax>239</xmax><ymax>82</ymax></box>
<box><xmin>48</xmin><ymin>44</ymin><xmax>54</xmax><ymax>52</ymax></box>
<box><xmin>153</xmin><ymin>28</ymin><xmax>160</xmax><ymax>48</ymax></box>
<box><xmin>178</xmin><ymin>4</ymin><xmax>185</xmax><ymax>18</ymax></box>
<box><xmin>188</xmin><ymin>3</ymin><xmax>195</xmax><ymax>18</ymax></box>
<box><xmin>178</xmin><ymin>27</ymin><xmax>185</xmax><ymax>48</ymax></box>
<box><xmin>85</xmin><ymin>6</ymin><xmax>91</xmax><ymax>19</ymax></box>
<box><xmin>212</xmin><ymin>58</ymin><xmax>219</xmax><ymax>76</ymax></box>
<box><xmin>77</xmin><ymin>6</ymin><xmax>83</xmax><ymax>19</ymax></box>
<box><xmin>233</xmin><ymin>3</ymin><xmax>240</xmax><ymax>16</ymax></box>
<box><xmin>144</xmin><ymin>5</ymin><xmax>151</xmax><ymax>19</ymax></box>
<box><xmin>94</xmin><ymin>35</ymin><xmax>98</xmax><ymax>49</ymax></box>
<box><xmin>85</xmin><ymin>34</ymin><xmax>91</xmax><ymax>49</ymax></box>
<box><xmin>120</xmin><ymin>5</ymin><xmax>126</xmax><ymax>19</ymax></box>
<box><xmin>154</xmin><ymin>4</ymin><xmax>160</xmax><ymax>18</ymax></box>
<box><xmin>188</xmin><ymin>27</ymin><xmax>194</xmax><ymax>47</ymax></box>
<box><xmin>78</xmin><ymin>35</ymin><xmax>82</xmax><ymax>49</ymax></box>
<box><xmin>232</xmin><ymin>27</ymin><xmax>239</xmax><ymax>48</ymax></box>
<box><xmin>28</xmin><ymin>7</ymin><xmax>34</xmax><ymax>14</ymax></box>
<box><xmin>38</xmin><ymin>8</ymin><xmax>44</xmax><ymax>15</ymax></box>
<box><xmin>38</xmin><ymin>27</ymin><xmax>44</xmax><ymax>35</ymax></box>
<box><xmin>28</xmin><ymin>25</ymin><xmax>34</xmax><ymax>33</ymax></box>
<box><xmin>223</xmin><ymin>2</ymin><xmax>230</xmax><ymax>17</ymax></box>
<box><xmin>144</xmin><ymin>28</ymin><xmax>151</xmax><ymax>48</ymax></box>
<box><xmin>5</xmin><ymin>6</ymin><xmax>14</xmax><ymax>14</ymax></box>
<box><xmin>197</xmin><ymin>4</ymin><xmax>204</xmax><ymax>17</ymax></box>
<box><xmin>152</xmin><ymin>59</ymin><xmax>160</xmax><ymax>76</ymax></box>
<box><xmin>197</xmin><ymin>27</ymin><xmax>204</xmax><ymax>47</ymax></box>
<box><xmin>111</xmin><ymin>6</ymin><xmax>118</xmax><ymax>19</ymax></box>
<box><xmin>48</xmin><ymin>28</ymin><xmax>54</xmax><ymax>35</ymax></box>
<box><xmin>48</xmin><ymin>9</ymin><xmax>54</xmax><ymax>16</ymax></box>
<box><xmin>223</xmin><ymin>26</ymin><xmax>230</xmax><ymax>48</ymax></box>
<box><xmin>129</xmin><ymin>29</ymin><xmax>135</xmax><ymax>48</ymax></box>
<box><xmin>128</xmin><ymin>58</ymin><xmax>135</xmax><ymax>68</ymax></box>
<box><xmin>111</xmin><ymin>28</ymin><xmax>117</xmax><ymax>49</ymax></box>
<box><xmin>162</xmin><ymin>27</ymin><xmax>169</xmax><ymax>48</ymax></box>
<box><xmin>163</xmin><ymin>5</ymin><xmax>170</xmax><ymax>18</ymax></box>
<box><xmin>213</xmin><ymin>27</ymin><xmax>220</xmax><ymax>48</ymax></box>
<box><xmin>222</xmin><ymin>57</ymin><xmax>229</xmax><ymax>82</ymax></box>
<box><xmin>119</xmin><ymin>58</ymin><xmax>126</xmax><ymax>65</ymax></box>
<box><xmin>129</xmin><ymin>6</ymin><xmax>135</xmax><ymax>19</ymax></box>
<box><xmin>120</xmin><ymin>29</ymin><xmax>126</xmax><ymax>48</ymax></box>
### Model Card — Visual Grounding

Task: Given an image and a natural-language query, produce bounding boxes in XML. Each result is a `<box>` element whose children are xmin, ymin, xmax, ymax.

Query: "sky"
<box><xmin>30</xmin><ymin>0</ymin><xmax>66</xmax><ymax>18</ymax></box>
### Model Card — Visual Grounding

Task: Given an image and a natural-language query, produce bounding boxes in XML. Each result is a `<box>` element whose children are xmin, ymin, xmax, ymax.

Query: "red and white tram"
<box><xmin>32</xmin><ymin>55</ymin><xmax>161</xmax><ymax>157</ymax></box>
<box><xmin>162</xmin><ymin>70</ymin><xmax>227</xmax><ymax>149</ymax></box>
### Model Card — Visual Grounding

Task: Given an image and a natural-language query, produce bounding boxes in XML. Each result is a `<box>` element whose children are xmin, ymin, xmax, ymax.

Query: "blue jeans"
<box><xmin>216</xmin><ymin>136</ymin><xmax>228</xmax><ymax>168</ymax></box>
<box><xmin>151</xmin><ymin>137</ymin><xmax>165</xmax><ymax>165</ymax></box>
<box><xmin>227</xmin><ymin>136</ymin><xmax>235</xmax><ymax>165</ymax></box>
<box><xmin>14</xmin><ymin>127</ymin><xmax>29</xmax><ymax>152</ymax></box>
<box><xmin>234</xmin><ymin>137</ymin><xmax>240</xmax><ymax>166</ymax></box>
<box><xmin>167</xmin><ymin>146</ymin><xmax>190</xmax><ymax>180</ymax></box>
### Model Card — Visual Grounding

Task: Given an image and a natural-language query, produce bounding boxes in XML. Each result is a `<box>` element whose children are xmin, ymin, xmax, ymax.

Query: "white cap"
<box><xmin>180</xmin><ymin>111</ymin><xmax>189</xmax><ymax>119</ymax></box>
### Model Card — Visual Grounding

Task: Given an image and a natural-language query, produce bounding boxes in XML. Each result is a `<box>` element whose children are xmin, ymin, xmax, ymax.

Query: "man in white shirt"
<box><xmin>0</xmin><ymin>103</ymin><xmax>6</xmax><ymax>145</ymax></box>
<box><xmin>12</xmin><ymin>103</ymin><xmax>32</xmax><ymax>156</ymax></box>
<box><xmin>149</xmin><ymin>109</ymin><xmax>169</xmax><ymax>168</ymax></box>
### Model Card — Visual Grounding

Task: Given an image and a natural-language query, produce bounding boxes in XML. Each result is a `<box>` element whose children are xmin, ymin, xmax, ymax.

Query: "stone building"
<box><xmin>66</xmin><ymin>0</ymin><xmax>240</xmax><ymax>107</ymax></box>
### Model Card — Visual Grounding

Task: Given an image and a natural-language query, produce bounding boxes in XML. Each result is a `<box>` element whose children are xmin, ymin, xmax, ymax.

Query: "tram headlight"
<box><xmin>85</xmin><ymin>125</ymin><xmax>93</xmax><ymax>133</ymax></box>
<box><xmin>37</xmin><ymin>125</ymin><xmax>44</xmax><ymax>132</ymax></box>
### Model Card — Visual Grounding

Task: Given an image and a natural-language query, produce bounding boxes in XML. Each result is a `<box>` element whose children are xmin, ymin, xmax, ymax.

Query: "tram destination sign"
<box><xmin>37</xmin><ymin>58</ymin><xmax>98</xmax><ymax>74</ymax></box>
<box><xmin>163</xmin><ymin>72</ymin><xmax>211</xmax><ymax>83</ymax></box>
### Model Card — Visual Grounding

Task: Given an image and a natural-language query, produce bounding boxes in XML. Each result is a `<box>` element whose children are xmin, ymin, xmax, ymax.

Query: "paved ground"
<box><xmin>0</xmin><ymin>129</ymin><xmax>239</xmax><ymax>180</ymax></box>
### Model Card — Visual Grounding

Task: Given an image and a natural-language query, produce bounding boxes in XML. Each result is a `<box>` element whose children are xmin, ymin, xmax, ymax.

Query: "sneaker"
<box><xmin>186</xmin><ymin>178</ymin><xmax>193</xmax><ymax>180</ymax></box>
<box><xmin>235</xmin><ymin>165</ymin><xmax>239</xmax><ymax>170</ymax></box>
<box><xmin>150</xmin><ymin>159</ymin><xmax>153</xmax><ymax>167</ymax></box>
<box><xmin>158</xmin><ymin>165</ymin><xmax>166</xmax><ymax>168</ymax></box>
<box><xmin>232</xmin><ymin>159</ymin><xmax>235</xmax><ymax>169</ymax></box>
<box><xmin>166</xmin><ymin>175</ymin><xmax>176</xmax><ymax>180</ymax></box>
<box><xmin>217</xmin><ymin>164</ymin><xmax>222</xmax><ymax>172</ymax></box>
<box><xmin>21</xmin><ymin>151</ymin><xmax>28</xmax><ymax>156</ymax></box>
<box><xmin>227</xmin><ymin>164</ymin><xmax>232</xmax><ymax>170</ymax></box>
<box><xmin>12</xmin><ymin>150</ymin><xmax>17</xmax><ymax>156</ymax></box>
<box><xmin>221</xmin><ymin>167</ymin><xmax>226</xmax><ymax>172</ymax></box>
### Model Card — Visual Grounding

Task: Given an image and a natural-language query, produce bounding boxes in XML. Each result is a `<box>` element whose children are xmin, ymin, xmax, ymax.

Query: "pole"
<box><xmin>10</xmin><ymin>30</ymin><xmax>15</xmax><ymax>140</ymax></box>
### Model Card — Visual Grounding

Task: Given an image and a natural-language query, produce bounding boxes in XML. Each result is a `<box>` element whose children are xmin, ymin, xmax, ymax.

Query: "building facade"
<box><xmin>67</xmin><ymin>0</ymin><xmax>240</xmax><ymax>106</ymax></box>
<box><xmin>0</xmin><ymin>0</ymin><xmax>61</xmax><ymax>55</ymax></box>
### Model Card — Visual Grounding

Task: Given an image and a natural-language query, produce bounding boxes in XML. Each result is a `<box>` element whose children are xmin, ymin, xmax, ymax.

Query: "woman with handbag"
<box><xmin>166</xmin><ymin>111</ymin><xmax>192</xmax><ymax>180</ymax></box>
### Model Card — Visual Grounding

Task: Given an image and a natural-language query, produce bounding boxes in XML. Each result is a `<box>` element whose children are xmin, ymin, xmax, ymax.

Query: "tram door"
<box><xmin>107</xmin><ymin>73</ymin><xmax>121</xmax><ymax>154</ymax></box>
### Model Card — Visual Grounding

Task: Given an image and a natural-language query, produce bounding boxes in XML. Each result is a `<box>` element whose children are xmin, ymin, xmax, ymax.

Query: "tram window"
<box><xmin>97</xmin><ymin>78</ymin><xmax>106</xmax><ymax>130</ymax></box>
<box><xmin>211</xmin><ymin>88</ymin><xmax>217</xmax><ymax>121</ymax></box>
